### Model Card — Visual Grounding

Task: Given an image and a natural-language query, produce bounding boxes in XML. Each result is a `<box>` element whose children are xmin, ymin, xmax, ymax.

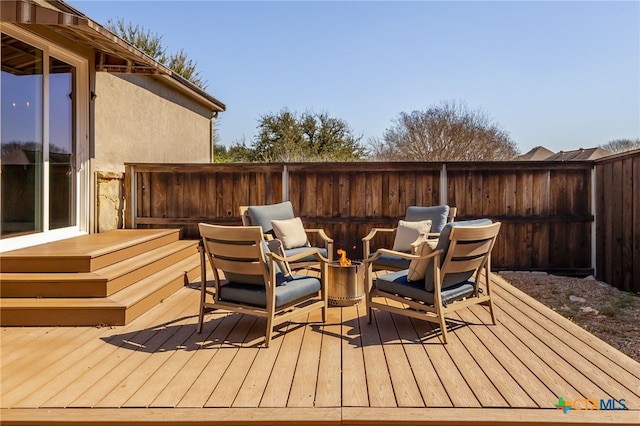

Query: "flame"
<box><xmin>337</xmin><ymin>249</ymin><xmax>352</xmax><ymax>267</ymax></box>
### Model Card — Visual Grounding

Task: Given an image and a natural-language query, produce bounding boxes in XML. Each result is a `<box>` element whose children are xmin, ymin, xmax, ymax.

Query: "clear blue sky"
<box><xmin>69</xmin><ymin>0</ymin><xmax>640</xmax><ymax>155</ymax></box>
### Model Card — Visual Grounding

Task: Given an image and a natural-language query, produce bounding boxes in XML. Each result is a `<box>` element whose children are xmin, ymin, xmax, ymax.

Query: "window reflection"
<box><xmin>1</xmin><ymin>34</ymin><xmax>44</xmax><ymax>237</ymax></box>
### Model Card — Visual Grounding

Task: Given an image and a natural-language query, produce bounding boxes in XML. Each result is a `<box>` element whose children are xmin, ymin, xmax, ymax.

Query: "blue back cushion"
<box><xmin>247</xmin><ymin>201</ymin><xmax>295</xmax><ymax>235</ymax></box>
<box><xmin>405</xmin><ymin>205</ymin><xmax>450</xmax><ymax>233</ymax></box>
<box><xmin>424</xmin><ymin>218</ymin><xmax>493</xmax><ymax>292</ymax></box>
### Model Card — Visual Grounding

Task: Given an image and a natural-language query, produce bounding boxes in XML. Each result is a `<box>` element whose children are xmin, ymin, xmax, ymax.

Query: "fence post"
<box><xmin>282</xmin><ymin>164</ymin><xmax>289</xmax><ymax>201</ymax></box>
<box><xmin>440</xmin><ymin>163</ymin><xmax>448</xmax><ymax>206</ymax></box>
<box><xmin>590</xmin><ymin>166</ymin><xmax>597</xmax><ymax>277</ymax></box>
<box><xmin>124</xmin><ymin>164</ymin><xmax>136</xmax><ymax>229</ymax></box>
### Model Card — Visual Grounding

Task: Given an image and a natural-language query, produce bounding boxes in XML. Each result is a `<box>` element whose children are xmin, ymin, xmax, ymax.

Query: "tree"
<box><xmin>166</xmin><ymin>49</ymin><xmax>206</xmax><ymax>89</ymax></box>
<box><xmin>252</xmin><ymin>109</ymin><xmax>365</xmax><ymax>162</ymax></box>
<box><xmin>213</xmin><ymin>139</ymin><xmax>255</xmax><ymax>163</ymax></box>
<box><xmin>369</xmin><ymin>101</ymin><xmax>519</xmax><ymax>161</ymax></box>
<box><xmin>599</xmin><ymin>138</ymin><xmax>640</xmax><ymax>154</ymax></box>
<box><xmin>105</xmin><ymin>18</ymin><xmax>207</xmax><ymax>89</ymax></box>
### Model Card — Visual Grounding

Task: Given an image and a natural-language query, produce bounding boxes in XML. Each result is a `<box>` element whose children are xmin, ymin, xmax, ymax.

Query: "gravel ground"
<box><xmin>498</xmin><ymin>271</ymin><xmax>640</xmax><ymax>363</ymax></box>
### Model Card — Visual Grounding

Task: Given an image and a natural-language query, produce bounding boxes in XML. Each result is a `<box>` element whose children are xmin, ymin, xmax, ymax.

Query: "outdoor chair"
<box><xmin>240</xmin><ymin>201</ymin><xmax>334</xmax><ymax>270</ymax></box>
<box><xmin>363</xmin><ymin>219</ymin><xmax>501</xmax><ymax>343</ymax></box>
<box><xmin>198</xmin><ymin>223</ymin><xmax>328</xmax><ymax>347</ymax></box>
<box><xmin>362</xmin><ymin>205</ymin><xmax>457</xmax><ymax>272</ymax></box>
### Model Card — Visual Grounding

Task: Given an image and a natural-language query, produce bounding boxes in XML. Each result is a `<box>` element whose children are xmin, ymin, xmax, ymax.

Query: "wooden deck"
<box><xmin>1</xmin><ymin>273</ymin><xmax>638</xmax><ymax>425</ymax></box>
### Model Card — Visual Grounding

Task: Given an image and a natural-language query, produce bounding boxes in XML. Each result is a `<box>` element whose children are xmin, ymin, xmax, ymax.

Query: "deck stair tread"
<box><xmin>0</xmin><ymin>252</ymin><xmax>201</xmax><ymax>325</ymax></box>
<box><xmin>0</xmin><ymin>230</ymin><xmax>202</xmax><ymax>326</ymax></box>
<box><xmin>0</xmin><ymin>229</ymin><xmax>180</xmax><ymax>273</ymax></box>
<box><xmin>0</xmin><ymin>254</ymin><xmax>200</xmax><ymax>308</ymax></box>
<box><xmin>0</xmin><ymin>240</ymin><xmax>198</xmax><ymax>298</ymax></box>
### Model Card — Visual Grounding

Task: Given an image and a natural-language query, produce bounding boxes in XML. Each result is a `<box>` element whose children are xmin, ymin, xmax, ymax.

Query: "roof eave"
<box><xmin>2</xmin><ymin>0</ymin><xmax>226</xmax><ymax>112</ymax></box>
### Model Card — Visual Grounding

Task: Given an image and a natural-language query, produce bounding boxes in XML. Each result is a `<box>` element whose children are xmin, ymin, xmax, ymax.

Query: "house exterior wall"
<box><xmin>92</xmin><ymin>73</ymin><xmax>216</xmax><ymax>232</ymax></box>
<box><xmin>93</xmin><ymin>72</ymin><xmax>214</xmax><ymax>174</ymax></box>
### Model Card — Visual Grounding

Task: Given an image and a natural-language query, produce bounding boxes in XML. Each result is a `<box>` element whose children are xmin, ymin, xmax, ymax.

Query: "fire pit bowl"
<box><xmin>327</xmin><ymin>260</ymin><xmax>365</xmax><ymax>306</ymax></box>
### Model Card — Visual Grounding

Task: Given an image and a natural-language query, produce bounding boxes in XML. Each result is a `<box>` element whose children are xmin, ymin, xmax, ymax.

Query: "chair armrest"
<box><xmin>269</xmin><ymin>248</ymin><xmax>329</xmax><ymax>264</ymax></box>
<box><xmin>362</xmin><ymin>227</ymin><xmax>396</xmax><ymax>242</ymax></box>
<box><xmin>304</xmin><ymin>228</ymin><xmax>334</xmax><ymax>261</ymax></box>
<box><xmin>304</xmin><ymin>228</ymin><xmax>334</xmax><ymax>244</ymax></box>
<box><xmin>363</xmin><ymin>247</ymin><xmax>442</xmax><ymax>265</ymax></box>
<box><xmin>362</xmin><ymin>228</ymin><xmax>396</xmax><ymax>259</ymax></box>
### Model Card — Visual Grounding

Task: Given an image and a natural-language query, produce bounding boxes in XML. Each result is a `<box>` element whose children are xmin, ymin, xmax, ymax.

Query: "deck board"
<box><xmin>375</xmin><ymin>307</ymin><xmax>424</xmax><ymax>407</ymax></box>
<box><xmin>2</xmin><ymin>272</ymin><xmax>638</xmax><ymax>425</ymax></box>
<box><xmin>177</xmin><ymin>314</ymin><xmax>255</xmax><ymax>408</ymax></box>
<box><xmin>493</xmin><ymin>280</ymin><xmax>640</xmax><ymax>393</ymax></box>
<box><xmin>288</xmin><ymin>309</ymin><xmax>324</xmax><ymax>408</ymax></box>
<box><xmin>388</xmin><ymin>307</ymin><xmax>453</xmax><ymax>407</ymax></box>
<box><xmin>358</xmin><ymin>305</ymin><xmax>396</xmax><ymax>407</ymax></box>
<box><xmin>495</xmin><ymin>288</ymin><xmax>639</xmax><ymax>406</ymax></box>
<box><xmin>314</xmin><ymin>304</ymin><xmax>343</xmax><ymax>408</ymax></box>
<box><xmin>260</xmin><ymin>313</ymin><xmax>307</xmax><ymax>408</ymax></box>
<box><xmin>341</xmin><ymin>304</ymin><xmax>368</xmax><ymax>408</ymax></box>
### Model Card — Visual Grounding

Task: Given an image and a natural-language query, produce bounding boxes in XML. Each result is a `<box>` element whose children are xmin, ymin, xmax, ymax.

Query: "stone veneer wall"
<box><xmin>96</xmin><ymin>171</ymin><xmax>124</xmax><ymax>232</ymax></box>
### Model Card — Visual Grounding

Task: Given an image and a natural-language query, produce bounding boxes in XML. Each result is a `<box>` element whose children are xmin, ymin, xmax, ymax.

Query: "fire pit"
<box><xmin>327</xmin><ymin>249</ymin><xmax>365</xmax><ymax>306</ymax></box>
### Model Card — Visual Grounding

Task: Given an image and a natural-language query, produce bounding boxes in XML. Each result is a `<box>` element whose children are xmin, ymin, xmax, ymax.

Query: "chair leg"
<box><xmin>365</xmin><ymin>293</ymin><xmax>373</xmax><ymax>324</ymax></box>
<box><xmin>197</xmin><ymin>306</ymin><xmax>204</xmax><ymax>334</ymax></box>
<box><xmin>198</xmin><ymin>244</ymin><xmax>207</xmax><ymax>334</ymax></box>
<box><xmin>438</xmin><ymin>310</ymin><xmax>448</xmax><ymax>344</ymax></box>
<box><xmin>488</xmin><ymin>297</ymin><xmax>497</xmax><ymax>325</ymax></box>
<box><xmin>265</xmin><ymin>315</ymin><xmax>274</xmax><ymax>348</ymax></box>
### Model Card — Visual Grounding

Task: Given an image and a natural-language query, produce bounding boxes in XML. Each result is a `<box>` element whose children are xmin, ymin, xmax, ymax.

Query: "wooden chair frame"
<box><xmin>364</xmin><ymin>222</ymin><xmax>500</xmax><ymax>343</ymax></box>
<box><xmin>198</xmin><ymin>224</ymin><xmax>328</xmax><ymax>347</ymax></box>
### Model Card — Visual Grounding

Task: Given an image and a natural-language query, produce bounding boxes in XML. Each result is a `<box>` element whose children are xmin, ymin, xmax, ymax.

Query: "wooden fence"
<box><xmin>124</xmin><ymin>160</ymin><xmax>601</xmax><ymax>278</ymax></box>
<box><xmin>594</xmin><ymin>150</ymin><xmax>640</xmax><ymax>293</ymax></box>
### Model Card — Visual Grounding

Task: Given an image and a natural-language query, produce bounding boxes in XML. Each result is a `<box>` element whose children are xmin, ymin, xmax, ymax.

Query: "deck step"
<box><xmin>0</xmin><ymin>240</ymin><xmax>198</xmax><ymax>298</ymax></box>
<box><xmin>0</xmin><ymin>229</ymin><xmax>181</xmax><ymax>273</ymax></box>
<box><xmin>0</xmin><ymin>252</ymin><xmax>201</xmax><ymax>326</ymax></box>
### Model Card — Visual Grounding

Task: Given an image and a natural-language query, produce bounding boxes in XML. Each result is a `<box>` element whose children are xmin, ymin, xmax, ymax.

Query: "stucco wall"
<box><xmin>93</xmin><ymin>72</ymin><xmax>213</xmax><ymax>173</ymax></box>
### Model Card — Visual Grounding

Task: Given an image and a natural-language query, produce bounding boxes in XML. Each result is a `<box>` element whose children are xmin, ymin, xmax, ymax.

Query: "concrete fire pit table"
<box><xmin>327</xmin><ymin>251</ymin><xmax>365</xmax><ymax>306</ymax></box>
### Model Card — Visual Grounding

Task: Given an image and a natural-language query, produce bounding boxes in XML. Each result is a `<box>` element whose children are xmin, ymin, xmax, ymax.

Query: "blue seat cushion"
<box><xmin>372</xmin><ymin>253</ymin><xmax>410</xmax><ymax>271</ymax></box>
<box><xmin>284</xmin><ymin>246</ymin><xmax>328</xmax><ymax>263</ymax></box>
<box><xmin>219</xmin><ymin>274</ymin><xmax>321</xmax><ymax>308</ymax></box>
<box><xmin>376</xmin><ymin>270</ymin><xmax>475</xmax><ymax>306</ymax></box>
<box><xmin>405</xmin><ymin>205</ymin><xmax>450</xmax><ymax>233</ymax></box>
<box><xmin>247</xmin><ymin>201</ymin><xmax>295</xmax><ymax>235</ymax></box>
<box><xmin>425</xmin><ymin>218</ymin><xmax>493</xmax><ymax>292</ymax></box>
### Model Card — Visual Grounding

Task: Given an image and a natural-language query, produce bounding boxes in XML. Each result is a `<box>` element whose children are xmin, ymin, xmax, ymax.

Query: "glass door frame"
<box><xmin>0</xmin><ymin>24</ymin><xmax>89</xmax><ymax>252</ymax></box>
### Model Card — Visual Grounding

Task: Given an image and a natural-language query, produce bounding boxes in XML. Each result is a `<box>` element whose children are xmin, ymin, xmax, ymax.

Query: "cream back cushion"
<box><xmin>392</xmin><ymin>220</ymin><xmax>432</xmax><ymax>252</ymax></box>
<box><xmin>271</xmin><ymin>217</ymin><xmax>309</xmax><ymax>249</ymax></box>
<box><xmin>407</xmin><ymin>239</ymin><xmax>438</xmax><ymax>282</ymax></box>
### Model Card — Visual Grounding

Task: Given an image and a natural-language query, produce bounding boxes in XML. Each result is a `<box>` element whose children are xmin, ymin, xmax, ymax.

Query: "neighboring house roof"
<box><xmin>515</xmin><ymin>146</ymin><xmax>612</xmax><ymax>161</ymax></box>
<box><xmin>1</xmin><ymin>0</ymin><xmax>226</xmax><ymax>113</ymax></box>
<box><xmin>544</xmin><ymin>147</ymin><xmax>612</xmax><ymax>161</ymax></box>
<box><xmin>515</xmin><ymin>146</ymin><xmax>555</xmax><ymax>161</ymax></box>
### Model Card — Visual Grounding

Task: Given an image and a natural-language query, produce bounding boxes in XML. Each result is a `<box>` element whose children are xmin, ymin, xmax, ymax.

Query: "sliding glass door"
<box><xmin>1</xmin><ymin>28</ymin><xmax>87</xmax><ymax>247</ymax></box>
